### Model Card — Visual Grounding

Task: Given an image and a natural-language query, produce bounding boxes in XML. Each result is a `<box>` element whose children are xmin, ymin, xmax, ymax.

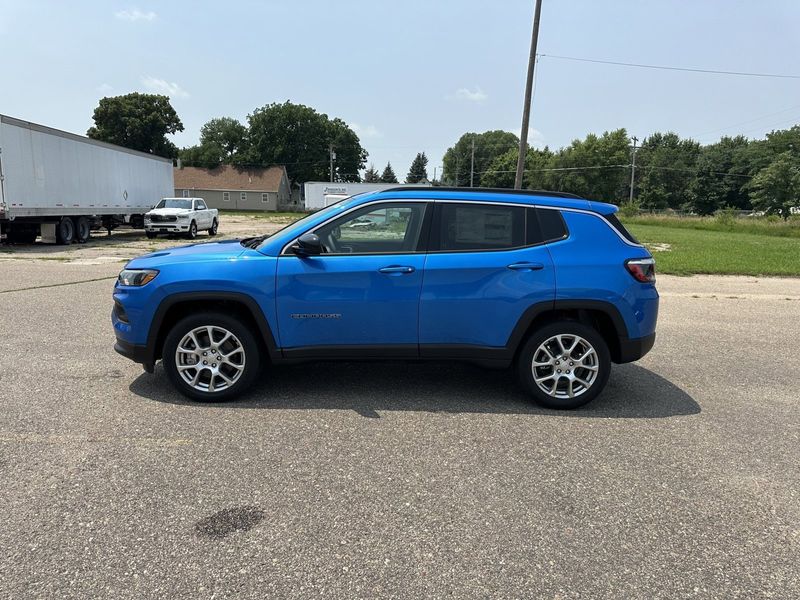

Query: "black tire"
<box><xmin>146</xmin><ymin>231</ymin><xmax>158</xmax><ymax>239</ymax></box>
<box><xmin>162</xmin><ymin>312</ymin><xmax>261</xmax><ymax>402</ymax></box>
<box><xmin>208</xmin><ymin>219</ymin><xmax>218</xmax><ymax>236</ymax></box>
<box><xmin>187</xmin><ymin>220</ymin><xmax>197</xmax><ymax>240</ymax></box>
<box><xmin>56</xmin><ymin>217</ymin><xmax>75</xmax><ymax>245</ymax></box>
<box><xmin>75</xmin><ymin>216</ymin><xmax>90</xmax><ymax>243</ymax></box>
<box><xmin>517</xmin><ymin>321</ymin><xmax>611</xmax><ymax>409</ymax></box>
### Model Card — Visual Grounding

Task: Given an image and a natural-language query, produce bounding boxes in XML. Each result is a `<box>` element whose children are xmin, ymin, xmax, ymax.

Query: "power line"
<box><xmin>537</xmin><ymin>53</ymin><xmax>800</xmax><ymax>80</ymax></box>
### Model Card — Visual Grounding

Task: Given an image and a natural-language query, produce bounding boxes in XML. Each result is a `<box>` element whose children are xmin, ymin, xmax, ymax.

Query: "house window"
<box><xmin>182</xmin><ymin>189</ymin><xmax>190</xmax><ymax>198</ymax></box>
<box><xmin>223</xmin><ymin>192</ymin><xmax>230</xmax><ymax>202</ymax></box>
<box><xmin>240</xmin><ymin>192</ymin><xmax>247</xmax><ymax>202</ymax></box>
<box><xmin>262</xmin><ymin>193</ymin><xmax>269</xmax><ymax>203</ymax></box>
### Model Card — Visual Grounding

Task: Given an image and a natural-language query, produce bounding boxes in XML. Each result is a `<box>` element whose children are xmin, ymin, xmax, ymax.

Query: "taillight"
<box><xmin>625</xmin><ymin>258</ymin><xmax>656</xmax><ymax>283</ymax></box>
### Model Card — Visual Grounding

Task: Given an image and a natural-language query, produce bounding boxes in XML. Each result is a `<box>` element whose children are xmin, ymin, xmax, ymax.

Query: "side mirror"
<box><xmin>294</xmin><ymin>233</ymin><xmax>322</xmax><ymax>256</ymax></box>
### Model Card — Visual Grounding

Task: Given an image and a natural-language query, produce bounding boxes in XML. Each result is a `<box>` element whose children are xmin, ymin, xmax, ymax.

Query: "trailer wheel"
<box><xmin>56</xmin><ymin>217</ymin><xmax>75</xmax><ymax>245</ymax></box>
<box><xmin>75</xmin><ymin>217</ymin><xmax>90</xmax><ymax>243</ymax></box>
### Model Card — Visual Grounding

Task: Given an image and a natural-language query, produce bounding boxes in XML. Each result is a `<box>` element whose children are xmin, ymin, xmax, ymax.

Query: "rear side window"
<box><xmin>433</xmin><ymin>204</ymin><xmax>525</xmax><ymax>251</ymax></box>
<box><xmin>605</xmin><ymin>213</ymin><xmax>640</xmax><ymax>244</ymax></box>
<box><xmin>528</xmin><ymin>208</ymin><xmax>568</xmax><ymax>244</ymax></box>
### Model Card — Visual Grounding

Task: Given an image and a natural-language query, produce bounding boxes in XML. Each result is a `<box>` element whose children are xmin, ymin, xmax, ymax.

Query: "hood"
<box><xmin>126</xmin><ymin>239</ymin><xmax>247</xmax><ymax>268</ymax></box>
<box><xmin>148</xmin><ymin>207</ymin><xmax>193</xmax><ymax>216</ymax></box>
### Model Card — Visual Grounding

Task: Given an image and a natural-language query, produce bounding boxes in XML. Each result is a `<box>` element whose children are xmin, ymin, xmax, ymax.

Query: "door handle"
<box><xmin>378</xmin><ymin>265</ymin><xmax>415</xmax><ymax>274</ymax></box>
<box><xmin>507</xmin><ymin>262</ymin><xmax>544</xmax><ymax>271</ymax></box>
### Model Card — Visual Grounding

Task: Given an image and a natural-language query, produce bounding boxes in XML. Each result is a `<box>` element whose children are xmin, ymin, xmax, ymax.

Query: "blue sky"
<box><xmin>1</xmin><ymin>0</ymin><xmax>799</xmax><ymax>179</ymax></box>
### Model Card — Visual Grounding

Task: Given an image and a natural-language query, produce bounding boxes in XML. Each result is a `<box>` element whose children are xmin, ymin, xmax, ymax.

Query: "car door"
<box><xmin>419</xmin><ymin>201</ymin><xmax>557</xmax><ymax>355</ymax></box>
<box><xmin>275</xmin><ymin>200</ymin><xmax>431</xmax><ymax>356</ymax></box>
<box><xmin>194</xmin><ymin>199</ymin><xmax>210</xmax><ymax>228</ymax></box>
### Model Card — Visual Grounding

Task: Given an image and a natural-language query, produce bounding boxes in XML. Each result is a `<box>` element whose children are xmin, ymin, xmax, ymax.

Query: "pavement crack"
<box><xmin>0</xmin><ymin>276</ymin><xmax>116</xmax><ymax>294</ymax></box>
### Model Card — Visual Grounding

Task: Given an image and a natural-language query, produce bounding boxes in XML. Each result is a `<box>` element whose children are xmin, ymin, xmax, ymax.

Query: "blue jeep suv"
<box><xmin>112</xmin><ymin>188</ymin><xmax>658</xmax><ymax>409</ymax></box>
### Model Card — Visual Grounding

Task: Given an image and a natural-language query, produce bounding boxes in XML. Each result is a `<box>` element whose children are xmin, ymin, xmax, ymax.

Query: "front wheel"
<box><xmin>518</xmin><ymin>321</ymin><xmax>611</xmax><ymax>409</ymax></box>
<box><xmin>187</xmin><ymin>221</ymin><xmax>197</xmax><ymax>239</ymax></box>
<box><xmin>208</xmin><ymin>219</ymin><xmax>218</xmax><ymax>236</ymax></box>
<box><xmin>162</xmin><ymin>312</ymin><xmax>261</xmax><ymax>402</ymax></box>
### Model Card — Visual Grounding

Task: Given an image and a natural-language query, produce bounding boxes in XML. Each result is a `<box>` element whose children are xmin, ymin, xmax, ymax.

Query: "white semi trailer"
<box><xmin>0</xmin><ymin>114</ymin><xmax>174</xmax><ymax>244</ymax></box>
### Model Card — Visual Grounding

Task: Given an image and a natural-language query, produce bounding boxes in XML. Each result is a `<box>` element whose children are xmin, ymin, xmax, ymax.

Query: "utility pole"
<box><xmin>629</xmin><ymin>136</ymin><xmax>638</xmax><ymax>204</ymax></box>
<box><xmin>514</xmin><ymin>0</ymin><xmax>543</xmax><ymax>190</ymax></box>
<box><xmin>329</xmin><ymin>143</ymin><xmax>336</xmax><ymax>183</ymax></box>
<box><xmin>470</xmin><ymin>137</ymin><xmax>475</xmax><ymax>187</ymax></box>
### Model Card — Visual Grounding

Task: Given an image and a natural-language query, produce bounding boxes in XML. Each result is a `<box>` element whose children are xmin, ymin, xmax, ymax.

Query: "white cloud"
<box><xmin>454</xmin><ymin>86</ymin><xmax>487</xmax><ymax>103</ymax></box>
<box><xmin>351</xmin><ymin>123</ymin><xmax>382</xmax><ymax>139</ymax></box>
<box><xmin>141</xmin><ymin>76</ymin><xmax>189</xmax><ymax>98</ymax></box>
<box><xmin>505</xmin><ymin>125</ymin><xmax>546</xmax><ymax>149</ymax></box>
<box><xmin>115</xmin><ymin>8</ymin><xmax>157</xmax><ymax>22</ymax></box>
<box><xmin>96</xmin><ymin>83</ymin><xmax>114</xmax><ymax>95</ymax></box>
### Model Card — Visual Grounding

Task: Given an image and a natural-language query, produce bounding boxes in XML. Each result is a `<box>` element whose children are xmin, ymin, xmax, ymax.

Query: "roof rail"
<box><xmin>377</xmin><ymin>186</ymin><xmax>584</xmax><ymax>200</ymax></box>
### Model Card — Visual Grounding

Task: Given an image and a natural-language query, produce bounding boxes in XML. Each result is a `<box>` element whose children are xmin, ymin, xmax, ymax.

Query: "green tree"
<box><xmin>406</xmin><ymin>152</ymin><xmax>429</xmax><ymax>183</ymax></box>
<box><xmin>689</xmin><ymin>136</ymin><xmax>752</xmax><ymax>214</ymax></box>
<box><xmin>748</xmin><ymin>152</ymin><xmax>800</xmax><ymax>219</ymax></box>
<box><xmin>380</xmin><ymin>162</ymin><xmax>398</xmax><ymax>183</ymax></box>
<box><xmin>549</xmin><ymin>129</ymin><xmax>630</xmax><ymax>201</ymax></box>
<box><xmin>635</xmin><ymin>132</ymin><xmax>701</xmax><ymax>209</ymax></box>
<box><xmin>443</xmin><ymin>131</ymin><xmax>518</xmax><ymax>186</ymax></box>
<box><xmin>480</xmin><ymin>147</ymin><xmax>554</xmax><ymax>189</ymax></box>
<box><xmin>87</xmin><ymin>93</ymin><xmax>183</xmax><ymax>158</ymax></box>
<box><xmin>363</xmin><ymin>163</ymin><xmax>381</xmax><ymax>182</ymax></box>
<box><xmin>243</xmin><ymin>101</ymin><xmax>367</xmax><ymax>184</ymax></box>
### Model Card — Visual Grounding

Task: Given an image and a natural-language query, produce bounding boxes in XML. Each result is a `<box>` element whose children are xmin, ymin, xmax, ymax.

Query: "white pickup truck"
<box><xmin>144</xmin><ymin>197</ymin><xmax>219</xmax><ymax>239</ymax></box>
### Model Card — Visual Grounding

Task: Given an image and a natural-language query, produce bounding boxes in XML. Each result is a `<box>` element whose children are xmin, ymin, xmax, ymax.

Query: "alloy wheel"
<box><xmin>175</xmin><ymin>325</ymin><xmax>246</xmax><ymax>393</ymax></box>
<box><xmin>531</xmin><ymin>334</ymin><xmax>599</xmax><ymax>399</ymax></box>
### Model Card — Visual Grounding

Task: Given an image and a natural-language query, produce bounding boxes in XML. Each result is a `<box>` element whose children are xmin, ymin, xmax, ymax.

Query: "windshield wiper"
<box><xmin>240</xmin><ymin>234</ymin><xmax>270</xmax><ymax>249</ymax></box>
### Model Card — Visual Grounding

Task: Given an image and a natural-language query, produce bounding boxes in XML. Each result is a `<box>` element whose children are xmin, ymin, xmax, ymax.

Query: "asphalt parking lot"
<box><xmin>1</xmin><ymin>235</ymin><xmax>798</xmax><ymax>598</ymax></box>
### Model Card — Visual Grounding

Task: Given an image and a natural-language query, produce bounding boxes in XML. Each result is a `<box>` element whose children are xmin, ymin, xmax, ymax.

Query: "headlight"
<box><xmin>118</xmin><ymin>269</ymin><xmax>159</xmax><ymax>286</ymax></box>
<box><xmin>176</xmin><ymin>214</ymin><xmax>189</xmax><ymax>220</ymax></box>
<box><xmin>144</xmin><ymin>214</ymin><xmax>151</xmax><ymax>221</ymax></box>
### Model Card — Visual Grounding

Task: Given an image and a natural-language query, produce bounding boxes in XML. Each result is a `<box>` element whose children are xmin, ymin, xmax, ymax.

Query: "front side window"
<box><xmin>196</xmin><ymin>200</ymin><xmax>207</xmax><ymax>210</ymax></box>
<box><xmin>434</xmin><ymin>203</ymin><xmax>525</xmax><ymax>251</ymax></box>
<box><xmin>314</xmin><ymin>202</ymin><xmax>428</xmax><ymax>254</ymax></box>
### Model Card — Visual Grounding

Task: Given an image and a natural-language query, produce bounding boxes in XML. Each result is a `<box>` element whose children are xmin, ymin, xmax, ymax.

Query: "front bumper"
<box><xmin>114</xmin><ymin>338</ymin><xmax>155</xmax><ymax>372</ymax></box>
<box><xmin>145</xmin><ymin>223</ymin><xmax>189</xmax><ymax>232</ymax></box>
<box><xmin>616</xmin><ymin>332</ymin><xmax>656</xmax><ymax>363</ymax></box>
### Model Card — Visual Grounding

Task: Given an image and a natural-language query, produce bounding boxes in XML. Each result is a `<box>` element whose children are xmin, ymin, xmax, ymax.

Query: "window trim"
<box><xmin>240</xmin><ymin>192</ymin><xmax>247</xmax><ymax>202</ymax></box>
<box><xmin>223</xmin><ymin>192</ymin><xmax>230</xmax><ymax>202</ymax></box>
<box><xmin>279</xmin><ymin>198</ymin><xmax>640</xmax><ymax>256</ymax></box>
<box><xmin>182</xmin><ymin>189</ymin><xmax>190</xmax><ymax>198</ymax></box>
<box><xmin>261</xmin><ymin>193</ymin><xmax>269</xmax><ymax>203</ymax></box>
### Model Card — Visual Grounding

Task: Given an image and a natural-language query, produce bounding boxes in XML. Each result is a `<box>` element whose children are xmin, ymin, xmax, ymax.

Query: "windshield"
<box><xmin>156</xmin><ymin>198</ymin><xmax>193</xmax><ymax>210</ymax></box>
<box><xmin>253</xmin><ymin>197</ymin><xmax>355</xmax><ymax>249</ymax></box>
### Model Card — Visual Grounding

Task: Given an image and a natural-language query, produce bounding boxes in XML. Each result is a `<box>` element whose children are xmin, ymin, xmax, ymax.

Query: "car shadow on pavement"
<box><xmin>129</xmin><ymin>361</ymin><xmax>700</xmax><ymax>419</ymax></box>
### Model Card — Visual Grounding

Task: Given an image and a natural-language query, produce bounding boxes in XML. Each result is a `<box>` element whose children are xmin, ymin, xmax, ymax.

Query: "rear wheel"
<box><xmin>518</xmin><ymin>321</ymin><xmax>610</xmax><ymax>409</ymax></box>
<box><xmin>162</xmin><ymin>312</ymin><xmax>261</xmax><ymax>402</ymax></box>
<box><xmin>56</xmin><ymin>217</ymin><xmax>75</xmax><ymax>245</ymax></box>
<box><xmin>75</xmin><ymin>216</ymin><xmax>91</xmax><ymax>243</ymax></box>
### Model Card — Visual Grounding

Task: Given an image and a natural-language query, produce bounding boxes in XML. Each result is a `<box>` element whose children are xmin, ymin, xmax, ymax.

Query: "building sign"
<box><xmin>323</xmin><ymin>186</ymin><xmax>348</xmax><ymax>194</ymax></box>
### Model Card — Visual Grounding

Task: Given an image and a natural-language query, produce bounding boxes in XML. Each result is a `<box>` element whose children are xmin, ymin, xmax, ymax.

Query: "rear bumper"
<box><xmin>616</xmin><ymin>332</ymin><xmax>656</xmax><ymax>363</ymax></box>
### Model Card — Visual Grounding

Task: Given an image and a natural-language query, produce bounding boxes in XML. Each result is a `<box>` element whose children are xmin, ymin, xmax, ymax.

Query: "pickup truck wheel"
<box><xmin>163</xmin><ymin>312</ymin><xmax>261</xmax><ymax>402</ymax></box>
<box><xmin>187</xmin><ymin>221</ymin><xmax>197</xmax><ymax>239</ymax></box>
<box><xmin>145</xmin><ymin>231</ymin><xmax>157</xmax><ymax>239</ymax></box>
<box><xmin>56</xmin><ymin>217</ymin><xmax>75</xmax><ymax>245</ymax></box>
<box><xmin>518</xmin><ymin>321</ymin><xmax>610</xmax><ymax>409</ymax></box>
<box><xmin>208</xmin><ymin>219</ymin><xmax>218</xmax><ymax>236</ymax></box>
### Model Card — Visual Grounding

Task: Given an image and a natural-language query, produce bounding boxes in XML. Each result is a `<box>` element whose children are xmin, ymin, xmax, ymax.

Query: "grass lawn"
<box><xmin>626</xmin><ymin>223</ymin><xmax>800</xmax><ymax>277</ymax></box>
